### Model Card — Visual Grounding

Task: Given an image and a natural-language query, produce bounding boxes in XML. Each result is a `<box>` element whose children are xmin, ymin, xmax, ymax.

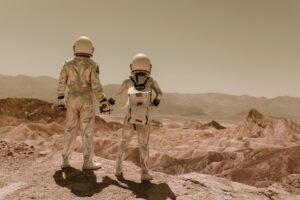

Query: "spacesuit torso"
<box><xmin>57</xmin><ymin>56</ymin><xmax>105</xmax><ymax>101</ymax></box>
<box><xmin>113</xmin><ymin>75</ymin><xmax>162</xmax><ymax>124</ymax></box>
<box><xmin>113</xmin><ymin>76</ymin><xmax>162</xmax><ymax>103</ymax></box>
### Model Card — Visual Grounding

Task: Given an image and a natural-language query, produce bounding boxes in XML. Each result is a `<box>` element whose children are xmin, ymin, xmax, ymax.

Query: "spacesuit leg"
<box><xmin>115</xmin><ymin>117</ymin><xmax>134</xmax><ymax>175</ymax></box>
<box><xmin>62</xmin><ymin>98</ymin><xmax>79</xmax><ymax>168</ymax></box>
<box><xmin>137</xmin><ymin>123</ymin><xmax>151</xmax><ymax>176</ymax></box>
<box><xmin>79</xmin><ymin>95</ymin><xmax>101</xmax><ymax>170</ymax></box>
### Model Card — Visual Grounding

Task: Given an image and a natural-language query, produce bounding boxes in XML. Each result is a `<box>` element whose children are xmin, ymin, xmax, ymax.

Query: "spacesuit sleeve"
<box><xmin>151</xmin><ymin>78</ymin><xmax>163</xmax><ymax>100</ymax></box>
<box><xmin>91</xmin><ymin>64</ymin><xmax>106</xmax><ymax>101</ymax></box>
<box><xmin>113</xmin><ymin>79</ymin><xmax>130</xmax><ymax>101</ymax></box>
<box><xmin>57</xmin><ymin>64</ymin><xmax>68</xmax><ymax>98</ymax></box>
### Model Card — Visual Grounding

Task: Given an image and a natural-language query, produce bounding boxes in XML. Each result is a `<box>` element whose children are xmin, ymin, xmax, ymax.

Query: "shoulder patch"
<box><xmin>64</xmin><ymin>57</ymin><xmax>75</xmax><ymax>66</ymax></box>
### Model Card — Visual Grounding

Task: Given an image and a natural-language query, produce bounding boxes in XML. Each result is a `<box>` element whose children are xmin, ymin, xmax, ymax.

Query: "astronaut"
<box><xmin>108</xmin><ymin>54</ymin><xmax>162</xmax><ymax>181</ymax></box>
<box><xmin>56</xmin><ymin>36</ymin><xmax>110</xmax><ymax>170</ymax></box>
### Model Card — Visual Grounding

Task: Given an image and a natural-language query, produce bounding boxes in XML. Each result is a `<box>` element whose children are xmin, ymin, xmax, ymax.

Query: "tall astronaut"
<box><xmin>56</xmin><ymin>36</ymin><xmax>110</xmax><ymax>170</ymax></box>
<box><xmin>108</xmin><ymin>54</ymin><xmax>163</xmax><ymax>180</ymax></box>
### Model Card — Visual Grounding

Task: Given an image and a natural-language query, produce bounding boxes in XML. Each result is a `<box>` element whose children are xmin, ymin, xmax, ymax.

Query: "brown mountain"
<box><xmin>1</xmin><ymin>74</ymin><xmax>300</xmax><ymax>121</ymax></box>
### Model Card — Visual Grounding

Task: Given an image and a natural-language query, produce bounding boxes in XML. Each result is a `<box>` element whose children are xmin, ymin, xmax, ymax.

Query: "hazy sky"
<box><xmin>0</xmin><ymin>0</ymin><xmax>299</xmax><ymax>97</ymax></box>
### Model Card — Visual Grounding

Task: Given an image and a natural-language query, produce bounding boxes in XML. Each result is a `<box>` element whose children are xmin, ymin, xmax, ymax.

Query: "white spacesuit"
<box><xmin>56</xmin><ymin>36</ymin><xmax>110</xmax><ymax>170</ymax></box>
<box><xmin>108</xmin><ymin>54</ymin><xmax>162</xmax><ymax>180</ymax></box>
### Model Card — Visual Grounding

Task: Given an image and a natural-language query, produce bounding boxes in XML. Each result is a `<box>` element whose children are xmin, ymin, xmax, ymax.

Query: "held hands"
<box><xmin>100</xmin><ymin>98</ymin><xmax>112</xmax><ymax>114</ymax></box>
<box><xmin>56</xmin><ymin>96</ymin><xmax>67</xmax><ymax>111</ymax></box>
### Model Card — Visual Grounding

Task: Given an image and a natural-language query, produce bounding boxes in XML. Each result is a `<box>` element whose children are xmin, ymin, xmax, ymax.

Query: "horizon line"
<box><xmin>0</xmin><ymin>73</ymin><xmax>299</xmax><ymax>99</ymax></box>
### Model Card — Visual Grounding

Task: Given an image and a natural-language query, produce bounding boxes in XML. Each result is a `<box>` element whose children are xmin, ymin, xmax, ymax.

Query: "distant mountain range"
<box><xmin>1</xmin><ymin>74</ymin><xmax>300</xmax><ymax>122</ymax></box>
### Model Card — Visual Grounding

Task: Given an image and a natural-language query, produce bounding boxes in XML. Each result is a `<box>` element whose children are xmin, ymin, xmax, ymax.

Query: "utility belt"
<box><xmin>68</xmin><ymin>88</ymin><xmax>93</xmax><ymax>97</ymax></box>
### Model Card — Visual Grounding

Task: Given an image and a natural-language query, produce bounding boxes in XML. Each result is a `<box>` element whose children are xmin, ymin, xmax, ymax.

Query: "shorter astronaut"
<box><xmin>108</xmin><ymin>54</ymin><xmax>162</xmax><ymax>181</ymax></box>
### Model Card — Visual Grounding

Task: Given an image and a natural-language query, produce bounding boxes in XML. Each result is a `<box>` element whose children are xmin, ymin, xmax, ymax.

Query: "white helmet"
<box><xmin>73</xmin><ymin>36</ymin><xmax>94</xmax><ymax>56</ymax></box>
<box><xmin>130</xmin><ymin>54</ymin><xmax>152</xmax><ymax>74</ymax></box>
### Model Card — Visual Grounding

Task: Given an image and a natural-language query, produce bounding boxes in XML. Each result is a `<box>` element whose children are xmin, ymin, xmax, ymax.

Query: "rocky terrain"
<box><xmin>2</xmin><ymin>147</ymin><xmax>299</xmax><ymax>200</ymax></box>
<box><xmin>1</xmin><ymin>98</ymin><xmax>300</xmax><ymax>199</ymax></box>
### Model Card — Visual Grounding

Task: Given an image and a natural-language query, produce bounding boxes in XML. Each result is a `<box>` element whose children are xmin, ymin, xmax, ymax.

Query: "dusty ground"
<box><xmin>1</xmin><ymin>141</ymin><xmax>300</xmax><ymax>200</ymax></box>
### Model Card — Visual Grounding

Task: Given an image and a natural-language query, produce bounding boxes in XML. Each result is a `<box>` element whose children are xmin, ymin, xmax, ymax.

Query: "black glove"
<box><xmin>108</xmin><ymin>98</ymin><xmax>116</xmax><ymax>105</ymax></box>
<box><xmin>58</xmin><ymin>104</ymin><xmax>67</xmax><ymax>111</ymax></box>
<box><xmin>152</xmin><ymin>98</ymin><xmax>160</xmax><ymax>107</ymax></box>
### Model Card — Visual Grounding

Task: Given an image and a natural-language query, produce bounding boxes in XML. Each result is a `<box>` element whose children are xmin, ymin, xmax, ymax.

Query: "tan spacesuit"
<box><xmin>57</xmin><ymin>36</ymin><xmax>110</xmax><ymax>170</ymax></box>
<box><xmin>108</xmin><ymin>54</ymin><xmax>162</xmax><ymax>180</ymax></box>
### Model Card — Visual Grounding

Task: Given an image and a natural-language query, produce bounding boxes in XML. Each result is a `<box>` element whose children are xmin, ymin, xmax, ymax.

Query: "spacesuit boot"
<box><xmin>61</xmin><ymin>159</ymin><xmax>71</xmax><ymax>169</ymax></box>
<box><xmin>141</xmin><ymin>170</ymin><xmax>153</xmax><ymax>181</ymax></box>
<box><xmin>82</xmin><ymin>156</ymin><xmax>102</xmax><ymax>170</ymax></box>
<box><xmin>115</xmin><ymin>164</ymin><xmax>123</xmax><ymax>176</ymax></box>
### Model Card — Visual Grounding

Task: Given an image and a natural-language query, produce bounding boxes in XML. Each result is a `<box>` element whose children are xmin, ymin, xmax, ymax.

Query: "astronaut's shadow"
<box><xmin>53</xmin><ymin>167</ymin><xmax>127</xmax><ymax>197</ymax></box>
<box><xmin>116</xmin><ymin>174</ymin><xmax>176</xmax><ymax>200</ymax></box>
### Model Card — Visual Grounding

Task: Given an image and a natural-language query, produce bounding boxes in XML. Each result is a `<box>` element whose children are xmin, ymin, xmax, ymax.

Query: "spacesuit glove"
<box><xmin>100</xmin><ymin>98</ymin><xmax>111</xmax><ymax>114</ymax></box>
<box><xmin>57</xmin><ymin>96</ymin><xmax>67</xmax><ymax>111</ymax></box>
<box><xmin>152</xmin><ymin>98</ymin><xmax>160</xmax><ymax>107</ymax></box>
